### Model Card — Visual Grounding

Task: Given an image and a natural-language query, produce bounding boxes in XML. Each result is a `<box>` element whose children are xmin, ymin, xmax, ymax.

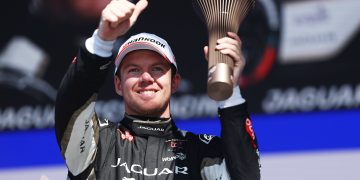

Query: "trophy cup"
<box><xmin>193</xmin><ymin>0</ymin><xmax>255</xmax><ymax>101</ymax></box>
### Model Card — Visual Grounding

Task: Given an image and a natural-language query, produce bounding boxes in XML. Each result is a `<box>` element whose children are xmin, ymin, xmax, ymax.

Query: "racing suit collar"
<box><xmin>121</xmin><ymin>114</ymin><xmax>178</xmax><ymax>138</ymax></box>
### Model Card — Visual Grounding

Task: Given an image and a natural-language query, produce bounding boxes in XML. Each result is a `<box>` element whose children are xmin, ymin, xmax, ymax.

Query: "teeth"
<box><xmin>140</xmin><ymin>90</ymin><xmax>155</xmax><ymax>95</ymax></box>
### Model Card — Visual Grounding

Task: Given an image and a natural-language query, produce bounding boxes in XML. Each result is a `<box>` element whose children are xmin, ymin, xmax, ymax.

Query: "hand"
<box><xmin>203</xmin><ymin>32</ymin><xmax>246</xmax><ymax>87</ymax></box>
<box><xmin>98</xmin><ymin>0</ymin><xmax>148</xmax><ymax>41</ymax></box>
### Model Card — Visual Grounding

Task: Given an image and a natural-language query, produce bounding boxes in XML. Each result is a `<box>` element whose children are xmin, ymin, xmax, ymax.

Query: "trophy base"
<box><xmin>207</xmin><ymin>63</ymin><xmax>233</xmax><ymax>101</ymax></box>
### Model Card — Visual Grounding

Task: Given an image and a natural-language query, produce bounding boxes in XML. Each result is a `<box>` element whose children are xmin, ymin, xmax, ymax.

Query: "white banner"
<box><xmin>279</xmin><ymin>0</ymin><xmax>360</xmax><ymax>63</ymax></box>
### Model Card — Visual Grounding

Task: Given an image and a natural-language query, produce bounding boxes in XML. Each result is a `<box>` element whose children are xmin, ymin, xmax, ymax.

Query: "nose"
<box><xmin>139</xmin><ymin>71</ymin><xmax>154</xmax><ymax>85</ymax></box>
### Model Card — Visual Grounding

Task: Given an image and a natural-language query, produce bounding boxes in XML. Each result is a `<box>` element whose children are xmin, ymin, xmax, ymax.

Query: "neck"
<box><xmin>121</xmin><ymin>114</ymin><xmax>176</xmax><ymax>138</ymax></box>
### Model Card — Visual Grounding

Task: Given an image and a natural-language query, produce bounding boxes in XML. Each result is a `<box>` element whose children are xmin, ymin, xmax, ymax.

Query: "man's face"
<box><xmin>114</xmin><ymin>50</ymin><xmax>180</xmax><ymax>117</ymax></box>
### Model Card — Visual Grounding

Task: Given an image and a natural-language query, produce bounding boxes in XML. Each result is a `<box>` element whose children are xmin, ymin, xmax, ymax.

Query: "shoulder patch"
<box><xmin>98</xmin><ymin>118</ymin><xmax>109</xmax><ymax>127</ymax></box>
<box><xmin>199</xmin><ymin>134</ymin><xmax>215</xmax><ymax>144</ymax></box>
<box><xmin>179</xmin><ymin>130</ymin><xmax>188</xmax><ymax>137</ymax></box>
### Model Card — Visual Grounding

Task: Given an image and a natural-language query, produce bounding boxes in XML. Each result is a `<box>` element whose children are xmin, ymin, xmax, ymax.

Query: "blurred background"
<box><xmin>0</xmin><ymin>0</ymin><xmax>359</xmax><ymax>179</ymax></box>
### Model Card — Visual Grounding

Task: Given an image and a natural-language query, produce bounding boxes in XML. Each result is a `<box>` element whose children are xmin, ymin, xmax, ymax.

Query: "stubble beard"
<box><xmin>125</xmin><ymin>96</ymin><xmax>171</xmax><ymax>118</ymax></box>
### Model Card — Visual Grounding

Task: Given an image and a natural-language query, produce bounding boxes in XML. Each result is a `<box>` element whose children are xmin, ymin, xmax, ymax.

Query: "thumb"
<box><xmin>130</xmin><ymin>0</ymin><xmax>148</xmax><ymax>24</ymax></box>
<box><xmin>203</xmin><ymin>46</ymin><xmax>209</xmax><ymax>62</ymax></box>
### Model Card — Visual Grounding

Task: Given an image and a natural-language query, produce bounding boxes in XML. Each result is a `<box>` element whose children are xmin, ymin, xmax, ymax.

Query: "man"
<box><xmin>55</xmin><ymin>0</ymin><xmax>261</xmax><ymax>179</ymax></box>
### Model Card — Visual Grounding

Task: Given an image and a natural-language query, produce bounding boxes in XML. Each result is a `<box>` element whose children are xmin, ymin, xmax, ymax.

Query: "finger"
<box><xmin>115</xmin><ymin>0</ymin><xmax>136</xmax><ymax>9</ymax></box>
<box><xmin>105</xmin><ymin>0</ymin><xmax>135</xmax><ymax>27</ymax></box>
<box><xmin>216</xmin><ymin>42</ymin><xmax>239</xmax><ymax>51</ymax></box>
<box><xmin>130</xmin><ymin>0</ymin><xmax>148</xmax><ymax>24</ymax></box>
<box><xmin>110</xmin><ymin>4</ymin><xmax>133</xmax><ymax>21</ymax></box>
<box><xmin>227</xmin><ymin>32</ymin><xmax>241</xmax><ymax>42</ymax></box>
<box><xmin>217</xmin><ymin>37</ymin><xmax>241</xmax><ymax>47</ymax></box>
<box><xmin>217</xmin><ymin>32</ymin><xmax>242</xmax><ymax>51</ymax></box>
<box><xmin>105</xmin><ymin>11</ymin><xmax>121</xmax><ymax>28</ymax></box>
<box><xmin>219</xmin><ymin>49</ymin><xmax>241</xmax><ymax>62</ymax></box>
<box><xmin>102</xmin><ymin>7</ymin><xmax>119</xmax><ymax>23</ymax></box>
<box><xmin>112</xmin><ymin>1</ymin><xmax>135</xmax><ymax>18</ymax></box>
<box><xmin>135</xmin><ymin>0</ymin><xmax>148</xmax><ymax>14</ymax></box>
<box><xmin>222</xmin><ymin>48</ymin><xmax>245</xmax><ymax>67</ymax></box>
<box><xmin>203</xmin><ymin>46</ymin><xmax>209</xmax><ymax>62</ymax></box>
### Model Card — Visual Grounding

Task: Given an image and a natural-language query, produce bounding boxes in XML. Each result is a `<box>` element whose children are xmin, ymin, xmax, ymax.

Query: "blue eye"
<box><xmin>128</xmin><ymin>68</ymin><xmax>140</xmax><ymax>74</ymax></box>
<box><xmin>152</xmin><ymin>67</ymin><xmax>163</xmax><ymax>72</ymax></box>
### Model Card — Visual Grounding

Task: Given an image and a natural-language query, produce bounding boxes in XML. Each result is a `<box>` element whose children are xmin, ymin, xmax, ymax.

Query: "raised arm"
<box><xmin>202</xmin><ymin>32</ymin><xmax>261</xmax><ymax>179</ymax></box>
<box><xmin>54</xmin><ymin>0</ymin><xmax>148</xmax><ymax>177</ymax></box>
<box><xmin>55</xmin><ymin>0</ymin><xmax>147</xmax><ymax>147</ymax></box>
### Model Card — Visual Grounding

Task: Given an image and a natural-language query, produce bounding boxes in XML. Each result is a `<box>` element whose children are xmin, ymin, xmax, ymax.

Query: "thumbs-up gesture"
<box><xmin>98</xmin><ymin>0</ymin><xmax>148</xmax><ymax>41</ymax></box>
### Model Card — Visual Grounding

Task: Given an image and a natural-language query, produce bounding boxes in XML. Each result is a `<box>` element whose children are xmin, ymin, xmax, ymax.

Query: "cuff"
<box><xmin>218</xmin><ymin>86</ymin><xmax>246</xmax><ymax>109</ymax></box>
<box><xmin>85</xmin><ymin>29</ymin><xmax>116</xmax><ymax>58</ymax></box>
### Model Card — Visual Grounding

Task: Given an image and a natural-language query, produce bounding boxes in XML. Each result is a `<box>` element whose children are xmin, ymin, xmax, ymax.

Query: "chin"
<box><xmin>134</xmin><ymin>110</ymin><xmax>160</xmax><ymax>117</ymax></box>
<box><xmin>142</xmin><ymin>104</ymin><xmax>168</xmax><ymax>116</ymax></box>
<box><xmin>126</xmin><ymin>96</ymin><xmax>170</xmax><ymax>116</ymax></box>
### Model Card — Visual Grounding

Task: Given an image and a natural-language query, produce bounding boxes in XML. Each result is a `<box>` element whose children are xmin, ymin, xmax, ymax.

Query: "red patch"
<box><xmin>71</xmin><ymin>57</ymin><xmax>77</xmax><ymax>64</ymax></box>
<box><xmin>165</xmin><ymin>139</ymin><xmax>186</xmax><ymax>152</ymax></box>
<box><xmin>120</xmin><ymin>131</ymin><xmax>134</xmax><ymax>142</ymax></box>
<box><xmin>245</xmin><ymin>118</ymin><xmax>257</xmax><ymax>149</ymax></box>
<box><xmin>170</xmin><ymin>141</ymin><xmax>178</xmax><ymax>148</ymax></box>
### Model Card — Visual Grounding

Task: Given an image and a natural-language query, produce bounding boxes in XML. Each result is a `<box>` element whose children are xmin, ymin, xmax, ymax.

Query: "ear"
<box><xmin>171</xmin><ymin>73</ymin><xmax>181</xmax><ymax>94</ymax></box>
<box><xmin>114</xmin><ymin>75</ymin><xmax>123</xmax><ymax>96</ymax></box>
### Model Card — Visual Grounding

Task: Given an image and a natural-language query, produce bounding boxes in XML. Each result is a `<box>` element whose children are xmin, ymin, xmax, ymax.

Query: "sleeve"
<box><xmin>195</xmin><ymin>133</ymin><xmax>231</xmax><ymax>180</ymax></box>
<box><xmin>218</xmin><ymin>103</ymin><xmax>261</xmax><ymax>180</ymax></box>
<box><xmin>198</xmin><ymin>102</ymin><xmax>260</xmax><ymax>180</ymax></box>
<box><xmin>54</xmin><ymin>41</ymin><xmax>114</xmax><ymax>177</ymax></box>
<box><xmin>199</xmin><ymin>86</ymin><xmax>260</xmax><ymax>179</ymax></box>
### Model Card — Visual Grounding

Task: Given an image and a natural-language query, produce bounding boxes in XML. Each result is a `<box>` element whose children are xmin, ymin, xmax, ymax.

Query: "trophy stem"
<box><xmin>207</xmin><ymin>63</ymin><xmax>233</xmax><ymax>101</ymax></box>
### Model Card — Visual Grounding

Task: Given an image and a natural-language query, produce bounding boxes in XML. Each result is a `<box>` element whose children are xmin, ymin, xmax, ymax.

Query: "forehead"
<box><xmin>120</xmin><ymin>50</ymin><xmax>170</xmax><ymax>68</ymax></box>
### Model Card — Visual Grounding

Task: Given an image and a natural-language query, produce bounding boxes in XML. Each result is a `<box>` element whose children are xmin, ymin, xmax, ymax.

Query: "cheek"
<box><xmin>115</xmin><ymin>75</ymin><xmax>136</xmax><ymax>96</ymax></box>
<box><xmin>161</xmin><ymin>79</ymin><xmax>173</xmax><ymax>94</ymax></box>
<box><xmin>123</xmin><ymin>78</ymin><xmax>138</xmax><ymax>92</ymax></box>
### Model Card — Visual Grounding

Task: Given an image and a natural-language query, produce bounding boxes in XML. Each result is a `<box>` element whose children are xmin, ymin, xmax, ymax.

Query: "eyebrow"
<box><xmin>151</xmin><ymin>62</ymin><xmax>170</xmax><ymax>67</ymax></box>
<box><xmin>122</xmin><ymin>63</ymin><xmax>139</xmax><ymax>69</ymax></box>
<box><xmin>122</xmin><ymin>62</ymin><xmax>170</xmax><ymax>69</ymax></box>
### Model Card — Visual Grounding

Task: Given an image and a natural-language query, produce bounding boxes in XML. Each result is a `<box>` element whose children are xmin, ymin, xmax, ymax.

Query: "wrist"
<box><xmin>218</xmin><ymin>86</ymin><xmax>245</xmax><ymax>109</ymax></box>
<box><xmin>85</xmin><ymin>29</ymin><xmax>116</xmax><ymax>58</ymax></box>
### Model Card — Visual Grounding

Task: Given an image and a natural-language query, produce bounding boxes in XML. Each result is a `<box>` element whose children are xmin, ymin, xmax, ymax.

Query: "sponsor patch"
<box><xmin>162</xmin><ymin>152</ymin><xmax>187</xmax><ymax>162</ymax></box>
<box><xmin>112</xmin><ymin>158</ymin><xmax>188</xmax><ymax>175</ymax></box>
<box><xmin>165</xmin><ymin>139</ymin><xmax>186</xmax><ymax>152</ymax></box>
<box><xmin>245</xmin><ymin>118</ymin><xmax>257</xmax><ymax>149</ymax></box>
<box><xmin>137</xmin><ymin>126</ymin><xmax>164</xmax><ymax>132</ymax></box>
<box><xmin>199</xmin><ymin>134</ymin><xmax>215</xmax><ymax>144</ymax></box>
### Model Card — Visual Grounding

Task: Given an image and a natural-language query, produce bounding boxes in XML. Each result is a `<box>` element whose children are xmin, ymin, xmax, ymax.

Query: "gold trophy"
<box><xmin>193</xmin><ymin>0</ymin><xmax>255</xmax><ymax>101</ymax></box>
